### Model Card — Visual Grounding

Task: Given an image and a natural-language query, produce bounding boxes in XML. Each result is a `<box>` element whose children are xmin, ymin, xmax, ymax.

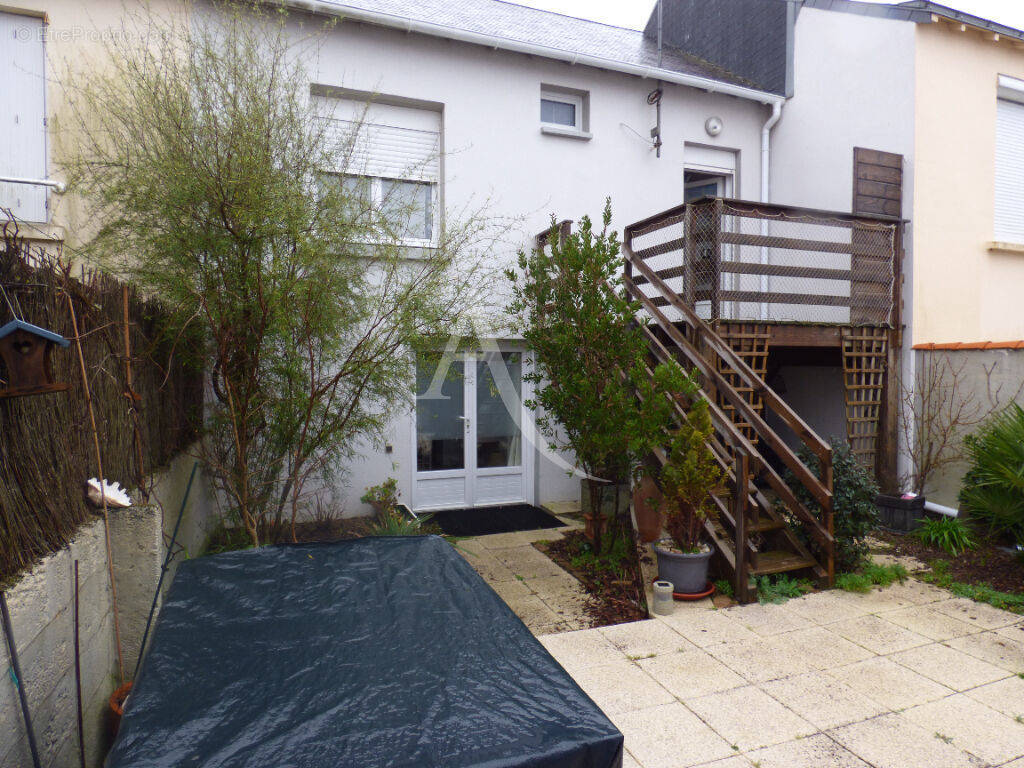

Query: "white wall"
<box><xmin>771</xmin><ymin>7</ymin><xmax>916</xmax><ymax>215</ymax></box>
<box><xmin>295</xmin><ymin>14</ymin><xmax>771</xmax><ymax>514</ymax></box>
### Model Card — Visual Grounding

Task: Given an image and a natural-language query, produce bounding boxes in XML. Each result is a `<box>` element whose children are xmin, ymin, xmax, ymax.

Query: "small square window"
<box><xmin>541</xmin><ymin>98</ymin><xmax>577</xmax><ymax>128</ymax></box>
<box><xmin>539</xmin><ymin>88</ymin><xmax>590</xmax><ymax>140</ymax></box>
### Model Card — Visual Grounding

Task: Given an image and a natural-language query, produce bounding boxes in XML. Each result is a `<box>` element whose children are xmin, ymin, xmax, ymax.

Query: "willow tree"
<box><xmin>61</xmin><ymin>2</ymin><xmax>491</xmax><ymax>544</ymax></box>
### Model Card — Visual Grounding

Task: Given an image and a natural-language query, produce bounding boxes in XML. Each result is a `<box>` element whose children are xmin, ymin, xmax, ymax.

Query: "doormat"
<box><xmin>426</xmin><ymin>504</ymin><xmax>565</xmax><ymax>537</ymax></box>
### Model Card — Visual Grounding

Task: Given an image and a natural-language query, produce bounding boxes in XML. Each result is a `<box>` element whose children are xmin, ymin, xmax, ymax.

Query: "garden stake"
<box><xmin>134</xmin><ymin>461</ymin><xmax>198</xmax><ymax>680</ymax></box>
<box><xmin>1</xmin><ymin>590</ymin><xmax>42</xmax><ymax>768</ymax></box>
<box><xmin>74</xmin><ymin>560</ymin><xmax>87</xmax><ymax>768</ymax></box>
<box><xmin>67</xmin><ymin>292</ymin><xmax>126</xmax><ymax>684</ymax></box>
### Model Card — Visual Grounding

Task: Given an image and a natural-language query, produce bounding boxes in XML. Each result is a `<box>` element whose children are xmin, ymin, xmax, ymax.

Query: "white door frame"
<box><xmin>411</xmin><ymin>347</ymin><xmax>534</xmax><ymax>512</ymax></box>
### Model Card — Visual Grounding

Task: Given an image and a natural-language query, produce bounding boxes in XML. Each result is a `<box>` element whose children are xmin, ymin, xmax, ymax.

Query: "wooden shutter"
<box><xmin>995</xmin><ymin>97</ymin><xmax>1024</xmax><ymax>243</ymax></box>
<box><xmin>313</xmin><ymin>96</ymin><xmax>440</xmax><ymax>182</ymax></box>
<box><xmin>0</xmin><ymin>12</ymin><xmax>46</xmax><ymax>222</ymax></box>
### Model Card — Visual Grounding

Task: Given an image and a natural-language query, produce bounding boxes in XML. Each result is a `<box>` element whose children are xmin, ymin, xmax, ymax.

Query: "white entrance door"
<box><xmin>413</xmin><ymin>350</ymin><xmax>531</xmax><ymax>511</ymax></box>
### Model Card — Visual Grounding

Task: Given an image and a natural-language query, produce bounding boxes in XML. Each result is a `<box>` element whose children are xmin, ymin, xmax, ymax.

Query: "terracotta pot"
<box><xmin>632</xmin><ymin>476</ymin><xmax>664</xmax><ymax>543</ymax></box>
<box><xmin>109</xmin><ymin>681</ymin><xmax>133</xmax><ymax>738</ymax></box>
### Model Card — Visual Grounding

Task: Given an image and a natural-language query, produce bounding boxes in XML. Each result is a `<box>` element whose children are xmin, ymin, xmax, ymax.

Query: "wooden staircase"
<box><xmin>622</xmin><ymin>214</ymin><xmax>835</xmax><ymax>603</ymax></box>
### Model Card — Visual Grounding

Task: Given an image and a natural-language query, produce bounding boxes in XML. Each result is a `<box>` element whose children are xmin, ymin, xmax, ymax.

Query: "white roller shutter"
<box><xmin>313</xmin><ymin>96</ymin><xmax>440</xmax><ymax>182</ymax></box>
<box><xmin>995</xmin><ymin>96</ymin><xmax>1024</xmax><ymax>243</ymax></box>
<box><xmin>0</xmin><ymin>12</ymin><xmax>47</xmax><ymax>222</ymax></box>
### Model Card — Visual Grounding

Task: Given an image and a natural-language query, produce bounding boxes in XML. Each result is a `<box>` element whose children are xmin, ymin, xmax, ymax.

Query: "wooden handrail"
<box><xmin>641</xmin><ymin>325</ymin><xmax>831</xmax><ymax>548</ymax></box>
<box><xmin>625</xmin><ymin>244</ymin><xmax>833</xmax><ymax>464</ymax></box>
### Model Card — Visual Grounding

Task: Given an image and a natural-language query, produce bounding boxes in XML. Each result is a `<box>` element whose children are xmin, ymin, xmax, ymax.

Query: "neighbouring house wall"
<box><xmin>912</xmin><ymin>347</ymin><xmax>1024</xmax><ymax>507</ymax></box>
<box><xmin>0</xmin><ymin>0</ymin><xmax>183</xmax><ymax>247</ymax></box>
<box><xmin>1</xmin><ymin>455</ymin><xmax>217</xmax><ymax>768</ymax></box>
<box><xmin>913</xmin><ymin>21</ymin><xmax>1024</xmax><ymax>345</ymax></box>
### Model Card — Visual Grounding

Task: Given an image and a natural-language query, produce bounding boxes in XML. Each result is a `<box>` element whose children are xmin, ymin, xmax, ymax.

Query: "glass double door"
<box><xmin>413</xmin><ymin>351</ymin><xmax>529</xmax><ymax>511</ymax></box>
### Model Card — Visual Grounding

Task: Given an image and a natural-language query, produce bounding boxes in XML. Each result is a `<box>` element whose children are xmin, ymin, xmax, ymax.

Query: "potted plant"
<box><xmin>653</xmin><ymin>397</ymin><xmax>723</xmax><ymax>594</ymax></box>
<box><xmin>360</xmin><ymin>478</ymin><xmax>399</xmax><ymax>519</ymax></box>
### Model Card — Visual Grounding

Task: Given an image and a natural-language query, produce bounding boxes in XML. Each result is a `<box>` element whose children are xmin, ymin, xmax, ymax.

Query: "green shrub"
<box><xmin>756</xmin><ymin>575</ymin><xmax>808</xmax><ymax>604</ymax></box>
<box><xmin>368</xmin><ymin>509</ymin><xmax>431</xmax><ymax>536</ymax></box>
<box><xmin>713</xmin><ymin>579</ymin><xmax>734</xmax><ymax>598</ymax></box>
<box><xmin>959</xmin><ymin>403</ymin><xmax>1024</xmax><ymax>546</ymax></box>
<box><xmin>914</xmin><ymin>516</ymin><xmax>976</xmax><ymax>556</ymax></box>
<box><xmin>836</xmin><ymin>562</ymin><xmax>907</xmax><ymax>593</ymax></box>
<box><xmin>786</xmin><ymin>440</ymin><xmax>879</xmax><ymax>573</ymax></box>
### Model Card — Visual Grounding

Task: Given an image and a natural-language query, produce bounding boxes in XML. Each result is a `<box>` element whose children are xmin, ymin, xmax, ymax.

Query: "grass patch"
<box><xmin>756</xmin><ymin>574</ymin><xmax>809</xmax><ymax>604</ymax></box>
<box><xmin>835</xmin><ymin>562</ymin><xmax>908</xmax><ymax>593</ymax></box>
<box><xmin>921</xmin><ymin>558</ymin><xmax>1024</xmax><ymax>614</ymax></box>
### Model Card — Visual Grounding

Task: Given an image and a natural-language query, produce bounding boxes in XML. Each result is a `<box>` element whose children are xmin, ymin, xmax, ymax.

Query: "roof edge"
<box><xmin>286</xmin><ymin>0</ymin><xmax>784</xmax><ymax>105</ymax></box>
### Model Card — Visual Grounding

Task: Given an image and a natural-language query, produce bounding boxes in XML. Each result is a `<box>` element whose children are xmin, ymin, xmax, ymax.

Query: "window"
<box><xmin>540</xmin><ymin>87</ymin><xmax>591</xmax><ymax>140</ymax></box>
<box><xmin>995</xmin><ymin>75</ymin><xmax>1024</xmax><ymax>243</ymax></box>
<box><xmin>313</xmin><ymin>92</ymin><xmax>441</xmax><ymax>246</ymax></box>
<box><xmin>0</xmin><ymin>12</ymin><xmax>47</xmax><ymax>222</ymax></box>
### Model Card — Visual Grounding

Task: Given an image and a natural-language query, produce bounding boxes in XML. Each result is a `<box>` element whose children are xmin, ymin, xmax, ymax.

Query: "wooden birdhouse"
<box><xmin>0</xmin><ymin>319</ymin><xmax>71</xmax><ymax>399</ymax></box>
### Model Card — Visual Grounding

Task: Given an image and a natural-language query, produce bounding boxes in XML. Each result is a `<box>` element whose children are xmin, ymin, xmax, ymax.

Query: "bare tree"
<box><xmin>900</xmin><ymin>351</ymin><xmax>1023</xmax><ymax>495</ymax></box>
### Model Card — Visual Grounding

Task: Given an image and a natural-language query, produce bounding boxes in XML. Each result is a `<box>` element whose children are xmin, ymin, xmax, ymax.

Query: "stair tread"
<box><xmin>750</xmin><ymin>550</ymin><xmax>818</xmax><ymax>576</ymax></box>
<box><xmin>747</xmin><ymin>518</ymin><xmax>785</xmax><ymax>533</ymax></box>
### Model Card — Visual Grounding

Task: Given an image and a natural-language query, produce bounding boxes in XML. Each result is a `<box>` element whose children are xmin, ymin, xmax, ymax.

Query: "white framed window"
<box><xmin>995</xmin><ymin>75</ymin><xmax>1024</xmax><ymax>244</ymax></box>
<box><xmin>1</xmin><ymin>12</ymin><xmax>47</xmax><ymax>222</ymax></box>
<box><xmin>540</xmin><ymin>86</ymin><xmax>591</xmax><ymax>140</ymax></box>
<box><xmin>337</xmin><ymin>174</ymin><xmax>436</xmax><ymax>245</ymax></box>
<box><xmin>313</xmin><ymin>92</ymin><xmax>441</xmax><ymax>248</ymax></box>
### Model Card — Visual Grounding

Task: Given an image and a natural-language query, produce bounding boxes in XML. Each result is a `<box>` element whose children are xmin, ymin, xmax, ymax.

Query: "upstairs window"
<box><xmin>313</xmin><ymin>91</ymin><xmax>441</xmax><ymax>247</ymax></box>
<box><xmin>540</xmin><ymin>86</ymin><xmax>591</xmax><ymax>140</ymax></box>
<box><xmin>995</xmin><ymin>75</ymin><xmax>1024</xmax><ymax>243</ymax></box>
<box><xmin>0</xmin><ymin>12</ymin><xmax>47</xmax><ymax>222</ymax></box>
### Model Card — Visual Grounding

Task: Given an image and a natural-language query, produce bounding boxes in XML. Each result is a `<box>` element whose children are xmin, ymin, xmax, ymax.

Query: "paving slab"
<box><xmin>599</xmin><ymin>619</ymin><xmax>692</xmax><ymax>659</ymax></box>
<box><xmin>829</xmin><ymin>613</ymin><xmax>932</xmax><ymax>655</ymax></box>
<box><xmin>902</xmin><ymin>694</ymin><xmax>1024</xmax><ymax>765</ymax></box>
<box><xmin>830</xmin><ymin>713</ymin><xmax>985</xmax><ymax>768</ymax></box>
<box><xmin>890</xmin><ymin>642</ymin><xmax>1010</xmax><ymax>691</ymax></box>
<box><xmin>827</xmin><ymin>656</ymin><xmax>955</xmax><ymax>710</ymax></box>
<box><xmin>706</xmin><ymin>635</ymin><xmax>819</xmax><ymax>683</ymax></box>
<box><xmin>685</xmin><ymin>685</ymin><xmax>816</xmax><ymax>751</ymax></box>
<box><xmin>946</xmin><ymin>630</ymin><xmax>1024</xmax><ymax>673</ymax></box>
<box><xmin>570</xmin><ymin>659</ymin><xmax>675</xmax><ymax>715</ymax></box>
<box><xmin>537</xmin><ymin>627</ymin><xmax>625</xmax><ymax>672</ymax></box>
<box><xmin>781</xmin><ymin>626</ymin><xmax>875</xmax><ymax>670</ymax></box>
<box><xmin>611</xmin><ymin>702</ymin><xmax>735</xmax><ymax>768</ymax></box>
<box><xmin>656</xmin><ymin>608</ymin><xmax>758</xmax><ymax>648</ymax></box>
<box><xmin>723</xmin><ymin>601</ymin><xmax>814</xmax><ymax>636</ymax></box>
<box><xmin>760</xmin><ymin>671</ymin><xmax>887</xmax><ymax>729</ymax></box>
<box><xmin>637</xmin><ymin>649</ymin><xmax>746</xmax><ymax>699</ymax></box>
<box><xmin>931</xmin><ymin>597</ymin><xmax>1024</xmax><ymax>631</ymax></box>
<box><xmin>746</xmin><ymin>733</ymin><xmax>872</xmax><ymax>768</ymax></box>
<box><xmin>779</xmin><ymin>589</ymin><xmax>875</xmax><ymax>625</ymax></box>
<box><xmin>881</xmin><ymin>603</ymin><xmax>979</xmax><ymax>641</ymax></box>
<box><xmin>965</xmin><ymin>675</ymin><xmax>1024</xmax><ymax>719</ymax></box>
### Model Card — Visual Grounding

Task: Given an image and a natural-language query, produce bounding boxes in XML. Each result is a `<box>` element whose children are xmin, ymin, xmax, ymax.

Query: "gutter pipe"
<box><xmin>924</xmin><ymin>500</ymin><xmax>958</xmax><ymax>518</ymax></box>
<box><xmin>288</xmin><ymin>1</ymin><xmax>785</xmax><ymax>107</ymax></box>
<box><xmin>758</xmin><ymin>99</ymin><xmax>784</xmax><ymax>319</ymax></box>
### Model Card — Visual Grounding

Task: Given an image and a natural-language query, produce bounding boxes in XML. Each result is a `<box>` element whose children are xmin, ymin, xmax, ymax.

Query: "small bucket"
<box><xmin>652</xmin><ymin>580</ymin><xmax>675</xmax><ymax>615</ymax></box>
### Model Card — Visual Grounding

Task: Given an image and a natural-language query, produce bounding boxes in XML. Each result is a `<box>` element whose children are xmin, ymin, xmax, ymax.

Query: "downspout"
<box><xmin>759</xmin><ymin>99</ymin><xmax>783</xmax><ymax>320</ymax></box>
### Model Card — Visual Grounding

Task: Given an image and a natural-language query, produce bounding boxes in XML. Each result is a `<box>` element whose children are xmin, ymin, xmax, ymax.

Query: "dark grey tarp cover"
<box><xmin>107</xmin><ymin>535</ymin><xmax>623</xmax><ymax>768</ymax></box>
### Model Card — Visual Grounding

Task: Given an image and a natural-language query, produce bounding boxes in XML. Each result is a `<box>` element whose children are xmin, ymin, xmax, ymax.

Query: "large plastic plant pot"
<box><xmin>876</xmin><ymin>494</ymin><xmax>926</xmax><ymax>532</ymax></box>
<box><xmin>653</xmin><ymin>544</ymin><xmax>712</xmax><ymax>594</ymax></box>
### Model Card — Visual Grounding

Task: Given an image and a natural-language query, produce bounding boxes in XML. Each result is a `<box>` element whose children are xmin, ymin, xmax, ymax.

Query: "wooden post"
<box><xmin>683</xmin><ymin>204</ymin><xmax>696</xmax><ymax>309</ymax></box>
<box><xmin>733</xmin><ymin>451</ymin><xmax>749</xmax><ymax>602</ymax></box>
<box><xmin>823</xmin><ymin>456</ymin><xmax>835</xmax><ymax>587</ymax></box>
<box><xmin>711</xmin><ymin>198</ymin><xmax>723</xmax><ymax>323</ymax></box>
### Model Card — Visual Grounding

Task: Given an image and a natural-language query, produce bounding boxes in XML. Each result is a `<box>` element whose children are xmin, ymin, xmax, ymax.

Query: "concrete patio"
<box><xmin>537</xmin><ymin>582</ymin><xmax>1024</xmax><ymax>768</ymax></box>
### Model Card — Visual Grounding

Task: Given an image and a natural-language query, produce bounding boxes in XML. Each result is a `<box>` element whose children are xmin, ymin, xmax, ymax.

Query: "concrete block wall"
<box><xmin>1</xmin><ymin>453</ymin><xmax>217</xmax><ymax>768</ymax></box>
<box><xmin>1</xmin><ymin>519</ymin><xmax>118</xmax><ymax>768</ymax></box>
